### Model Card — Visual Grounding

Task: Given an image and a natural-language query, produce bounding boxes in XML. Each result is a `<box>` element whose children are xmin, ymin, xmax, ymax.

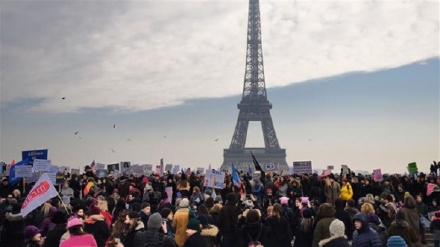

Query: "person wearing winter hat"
<box><xmin>60</xmin><ymin>217</ymin><xmax>97</xmax><ymax>247</ymax></box>
<box><xmin>173</xmin><ymin>198</ymin><xmax>191</xmax><ymax>246</ymax></box>
<box><xmin>198</xmin><ymin>214</ymin><xmax>219</xmax><ymax>247</ymax></box>
<box><xmin>133</xmin><ymin>213</ymin><xmax>176</xmax><ymax>247</ymax></box>
<box><xmin>318</xmin><ymin>219</ymin><xmax>349</xmax><ymax>247</ymax></box>
<box><xmin>185</xmin><ymin>212</ymin><xmax>204</xmax><ymax>247</ymax></box>
<box><xmin>387</xmin><ymin>235</ymin><xmax>408</xmax><ymax>247</ymax></box>
<box><xmin>83</xmin><ymin>204</ymin><xmax>110</xmax><ymax>247</ymax></box>
<box><xmin>23</xmin><ymin>225</ymin><xmax>44</xmax><ymax>247</ymax></box>
<box><xmin>388</xmin><ymin>210</ymin><xmax>418</xmax><ymax>246</ymax></box>
<box><xmin>44</xmin><ymin>211</ymin><xmax>68</xmax><ymax>247</ymax></box>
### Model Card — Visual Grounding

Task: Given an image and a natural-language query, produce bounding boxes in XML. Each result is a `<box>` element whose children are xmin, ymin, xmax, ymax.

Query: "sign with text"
<box><xmin>33</xmin><ymin>159</ymin><xmax>51</xmax><ymax>172</ymax></box>
<box><xmin>22</xmin><ymin>149</ymin><xmax>48</xmax><ymax>166</ymax></box>
<box><xmin>408</xmin><ymin>162</ymin><xmax>418</xmax><ymax>174</ymax></box>
<box><xmin>97</xmin><ymin>169</ymin><xmax>109</xmax><ymax>178</ymax></box>
<box><xmin>327</xmin><ymin>165</ymin><xmax>334</xmax><ymax>170</ymax></box>
<box><xmin>14</xmin><ymin>165</ymin><xmax>33</xmax><ymax>178</ymax></box>
<box><xmin>96</xmin><ymin>163</ymin><xmax>106</xmax><ymax>170</ymax></box>
<box><xmin>143</xmin><ymin>164</ymin><xmax>153</xmax><ymax>175</ymax></box>
<box><xmin>341</xmin><ymin>165</ymin><xmax>349</xmax><ymax>177</ymax></box>
<box><xmin>172</xmin><ymin>165</ymin><xmax>180</xmax><ymax>174</ymax></box>
<box><xmin>292</xmin><ymin>161</ymin><xmax>312</xmax><ymax>174</ymax></box>
<box><xmin>197</xmin><ymin>167</ymin><xmax>205</xmax><ymax>174</ymax></box>
<box><xmin>165</xmin><ymin>164</ymin><xmax>173</xmax><ymax>172</ymax></box>
<box><xmin>71</xmin><ymin>169</ymin><xmax>80</xmax><ymax>175</ymax></box>
<box><xmin>373</xmin><ymin>169</ymin><xmax>383</xmax><ymax>182</ymax></box>
<box><xmin>204</xmin><ymin>170</ymin><xmax>225</xmax><ymax>189</ymax></box>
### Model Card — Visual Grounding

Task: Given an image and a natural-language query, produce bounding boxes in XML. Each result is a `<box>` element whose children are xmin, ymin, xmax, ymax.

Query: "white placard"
<box><xmin>14</xmin><ymin>165</ymin><xmax>33</xmax><ymax>178</ymax></box>
<box><xmin>143</xmin><ymin>164</ymin><xmax>153</xmax><ymax>174</ymax></box>
<box><xmin>33</xmin><ymin>159</ymin><xmax>51</xmax><ymax>172</ymax></box>
<box><xmin>47</xmin><ymin>172</ymin><xmax>57</xmax><ymax>184</ymax></box>
<box><xmin>165</xmin><ymin>164</ymin><xmax>173</xmax><ymax>172</ymax></box>
<box><xmin>196</xmin><ymin>167</ymin><xmax>205</xmax><ymax>174</ymax></box>
<box><xmin>204</xmin><ymin>170</ymin><xmax>225</xmax><ymax>189</ymax></box>
<box><xmin>96</xmin><ymin>163</ymin><xmax>106</xmax><ymax>170</ymax></box>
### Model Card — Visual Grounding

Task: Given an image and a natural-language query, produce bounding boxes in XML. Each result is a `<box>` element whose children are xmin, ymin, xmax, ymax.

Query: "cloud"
<box><xmin>1</xmin><ymin>0</ymin><xmax>438</xmax><ymax>113</ymax></box>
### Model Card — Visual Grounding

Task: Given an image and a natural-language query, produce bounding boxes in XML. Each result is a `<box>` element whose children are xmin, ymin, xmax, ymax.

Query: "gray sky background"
<box><xmin>1</xmin><ymin>0</ymin><xmax>439</xmax><ymax>173</ymax></box>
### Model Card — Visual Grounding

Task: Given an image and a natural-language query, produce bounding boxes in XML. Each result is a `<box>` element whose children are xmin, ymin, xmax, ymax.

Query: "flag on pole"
<box><xmin>83</xmin><ymin>181</ymin><xmax>95</xmax><ymax>196</ymax></box>
<box><xmin>9</xmin><ymin>158</ymin><xmax>29</xmax><ymax>186</ymax></box>
<box><xmin>91</xmin><ymin>160</ymin><xmax>96</xmax><ymax>170</ymax></box>
<box><xmin>251</xmin><ymin>152</ymin><xmax>265</xmax><ymax>182</ymax></box>
<box><xmin>10</xmin><ymin>159</ymin><xmax>16</xmax><ymax>166</ymax></box>
<box><xmin>232</xmin><ymin>163</ymin><xmax>241</xmax><ymax>186</ymax></box>
<box><xmin>21</xmin><ymin>173</ymin><xmax>58</xmax><ymax>217</ymax></box>
<box><xmin>247</xmin><ymin>163</ymin><xmax>252</xmax><ymax>176</ymax></box>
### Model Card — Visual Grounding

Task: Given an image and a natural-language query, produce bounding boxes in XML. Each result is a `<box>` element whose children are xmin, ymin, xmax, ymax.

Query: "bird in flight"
<box><xmin>126</xmin><ymin>139</ymin><xmax>131</xmax><ymax>142</ymax></box>
<box><xmin>113</xmin><ymin>124</ymin><xmax>116</xmax><ymax>128</ymax></box>
<box><xmin>62</xmin><ymin>97</ymin><xmax>66</xmax><ymax>100</ymax></box>
<box><xmin>163</xmin><ymin>135</ymin><xmax>166</xmax><ymax>139</ymax></box>
<box><xmin>74</xmin><ymin>131</ymin><xmax>79</xmax><ymax>135</ymax></box>
<box><xmin>111</xmin><ymin>148</ymin><xmax>115</xmax><ymax>153</ymax></box>
<box><xmin>214</xmin><ymin>138</ymin><xmax>219</xmax><ymax>142</ymax></box>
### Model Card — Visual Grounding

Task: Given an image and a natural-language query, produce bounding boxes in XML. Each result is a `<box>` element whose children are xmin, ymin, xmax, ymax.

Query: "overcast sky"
<box><xmin>1</xmin><ymin>0</ymin><xmax>439</xmax><ymax>173</ymax></box>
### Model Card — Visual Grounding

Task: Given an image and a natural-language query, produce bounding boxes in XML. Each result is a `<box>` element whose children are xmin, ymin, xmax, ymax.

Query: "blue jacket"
<box><xmin>352</xmin><ymin>213</ymin><xmax>382</xmax><ymax>247</ymax></box>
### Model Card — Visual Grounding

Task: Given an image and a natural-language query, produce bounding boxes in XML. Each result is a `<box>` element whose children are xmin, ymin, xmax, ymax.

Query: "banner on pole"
<box><xmin>21</xmin><ymin>173</ymin><xmax>58</xmax><ymax>217</ymax></box>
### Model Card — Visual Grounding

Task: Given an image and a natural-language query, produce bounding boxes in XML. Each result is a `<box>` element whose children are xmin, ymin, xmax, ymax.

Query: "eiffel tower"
<box><xmin>221</xmin><ymin>0</ymin><xmax>288</xmax><ymax>172</ymax></box>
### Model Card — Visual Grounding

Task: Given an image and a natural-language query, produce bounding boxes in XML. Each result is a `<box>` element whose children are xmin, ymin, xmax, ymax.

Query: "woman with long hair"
<box><xmin>265</xmin><ymin>203</ymin><xmax>290</xmax><ymax>247</ymax></box>
<box><xmin>293</xmin><ymin>209</ymin><xmax>314</xmax><ymax>247</ymax></box>
<box><xmin>60</xmin><ymin>217</ymin><xmax>97</xmax><ymax>247</ymax></box>
<box><xmin>238</xmin><ymin>209</ymin><xmax>270</xmax><ymax>247</ymax></box>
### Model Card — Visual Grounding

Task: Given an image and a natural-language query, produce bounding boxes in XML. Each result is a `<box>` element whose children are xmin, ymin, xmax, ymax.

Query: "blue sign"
<box><xmin>22</xmin><ymin>149</ymin><xmax>48</xmax><ymax>165</ymax></box>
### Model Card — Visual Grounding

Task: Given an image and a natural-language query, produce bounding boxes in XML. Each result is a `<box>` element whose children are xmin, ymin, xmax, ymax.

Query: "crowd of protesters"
<box><xmin>0</xmin><ymin>163</ymin><xmax>440</xmax><ymax>247</ymax></box>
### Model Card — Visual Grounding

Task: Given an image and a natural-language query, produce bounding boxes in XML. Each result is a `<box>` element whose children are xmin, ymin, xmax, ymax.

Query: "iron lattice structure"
<box><xmin>221</xmin><ymin>0</ymin><xmax>288</xmax><ymax>172</ymax></box>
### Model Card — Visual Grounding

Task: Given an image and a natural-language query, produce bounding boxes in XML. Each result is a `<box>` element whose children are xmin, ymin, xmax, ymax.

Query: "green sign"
<box><xmin>408</xmin><ymin>162</ymin><xmax>418</xmax><ymax>174</ymax></box>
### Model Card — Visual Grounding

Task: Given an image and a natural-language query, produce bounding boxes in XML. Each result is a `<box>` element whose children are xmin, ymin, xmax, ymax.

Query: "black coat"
<box><xmin>133</xmin><ymin>227</ymin><xmax>176</xmax><ymax>247</ymax></box>
<box><xmin>265</xmin><ymin>216</ymin><xmax>291</xmax><ymax>247</ymax></box>
<box><xmin>83</xmin><ymin>215</ymin><xmax>111</xmax><ymax>247</ymax></box>
<box><xmin>43</xmin><ymin>225</ymin><xmax>67</xmax><ymax>247</ymax></box>
<box><xmin>319</xmin><ymin>236</ymin><xmax>350</xmax><ymax>247</ymax></box>
<box><xmin>184</xmin><ymin>233</ymin><xmax>205</xmax><ymax>247</ymax></box>
<box><xmin>217</xmin><ymin>203</ymin><xmax>239</xmax><ymax>237</ymax></box>
<box><xmin>238</xmin><ymin>222</ymin><xmax>271</xmax><ymax>247</ymax></box>
<box><xmin>334</xmin><ymin>209</ymin><xmax>353</xmax><ymax>240</ymax></box>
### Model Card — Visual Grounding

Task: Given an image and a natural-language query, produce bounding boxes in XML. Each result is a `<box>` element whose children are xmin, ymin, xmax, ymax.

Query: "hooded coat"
<box><xmin>200</xmin><ymin>224</ymin><xmax>219</xmax><ymax>247</ymax></box>
<box><xmin>351</xmin><ymin>213</ymin><xmax>382</xmax><ymax>247</ymax></box>
<box><xmin>312</xmin><ymin>203</ymin><xmax>336</xmax><ymax>247</ymax></box>
<box><xmin>388</xmin><ymin>219</ymin><xmax>419</xmax><ymax>247</ymax></box>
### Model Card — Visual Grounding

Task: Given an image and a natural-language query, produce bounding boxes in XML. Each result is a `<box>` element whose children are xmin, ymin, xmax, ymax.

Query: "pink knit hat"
<box><xmin>279</xmin><ymin>197</ymin><xmax>289</xmax><ymax>205</ymax></box>
<box><xmin>67</xmin><ymin>217</ymin><xmax>83</xmax><ymax>229</ymax></box>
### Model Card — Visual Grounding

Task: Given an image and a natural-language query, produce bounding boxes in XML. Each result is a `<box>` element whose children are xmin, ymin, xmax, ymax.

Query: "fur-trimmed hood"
<box><xmin>318</xmin><ymin>235</ymin><xmax>347</xmax><ymax>247</ymax></box>
<box><xmin>201</xmin><ymin>224</ymin><xmax>219</xmax><ymax>237</ymax></box>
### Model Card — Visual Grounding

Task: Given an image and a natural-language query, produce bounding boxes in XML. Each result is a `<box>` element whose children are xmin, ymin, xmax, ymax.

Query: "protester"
<box><xmin>60</xmin><ymin>217</ymin><xmax>97</xmax><ymax>247</ymax></box>
<box><xmin>44</xmin><ymin>211</ymin><xmax>68</xmax><ymax>247</ymax></box>
<box><xmin>388</xmin><ymin>210</ymin><xmax>418</xmax><ymax>247</ymax></box>
<box><xmin>352</xmin><ymin>212</ymin><xmax>382</xmax><ymax>247</ymax></box>
<box><xmin>312</xmin><ymin>203</ymin><xmax>336</xmax><ymax>247</ymax></box>
<box><xmin>83</xmin><ymin>204</ymin><xmax>111</xmax><ymax>247</ymax></box>
<box><xmin>173</xmin><ymin>198</ymin><xmax>190</xmax><ymax>247</ymax></box>
<box><xmin>23</xmin><ymin>225</ymin><xmax>44</xmax><ymax>247</ymax></box>
<box><xmin>318</xmin><ymin>219</ymin><xmax>350</xmax><ymax>247</ymax></box>
<box><xmin>133</xmin><ymin>212</ymin><xmax>176</xmax><ymax>247</ymax></box>
<box><xmin>121</xmin><ymin>211</ymin><xmax>145</xmax><ymax>247</ymax></box>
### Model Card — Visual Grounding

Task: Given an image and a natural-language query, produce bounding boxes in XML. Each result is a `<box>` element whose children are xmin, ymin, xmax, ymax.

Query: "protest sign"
<box><xmin>97</xmin><ymin>169</ymin><xmax>109</xmax><ymax>178</ymax></box>
<box><xmin>292</xmin><ymin>161</ymin><xmax>312</xmax><ymax>174</ymax></box>
<box><xmin>252</xmin><ymin>171</ymin><xmax>261</xmax><ymax>181</ymax></box>
<box><xmin>341</xmin><ymin>165</ymin><xmax>349</xmax><ymax>177</ymax></box>
<box><xmin>197</xmin><ymin>167</ymin><xmax>204</xmax><ymax>174</ymax></box>
<box><xmin>120</xmin><ymin>161</ymin><xmax>131</xmax><ymax>173</ymax></box>
<box><xmin>107</xmin><ymin>163</ymin><xmax>120</xmax><ymax>171</ymax></box>
<box><xmin>49</xmin><ymin>165</ymin><xmax>59</xmax><ymax>174</ymax></box>
<box><xmin>143</xmin><ymin>164</ymin><xmax>153</xmax><ymax>175</ymax></box>
<box><xmin>327</xmin><ymin>165</ymin><xmax>334</xmax><ymax>170</ymax></box>
<box><xmin>204</xmin><ymin>170</ymin><xmax>225</xmax><ymax>189</ymax></box>
<box><xmin>155</xmin><ymin>165</ymin><xmax>162</xmax><ymax>175</ymax></box>
<box><xmin>22</xmin><ymin>149</ymin><xmax>48</xmax><ymax>166</ymax></box>
<box><xmin>59</xmin><ymin>166</ymin><xmax>70</xmax><ymax>174</ymax></box>
<box><xmin>14</xmin><ymin>165</ymin><xmax>33</xmax><ymax>178</ymax></box>
<box><xmin>165</xmin><ymin>164</ymin><xmax>173</xmax><ymax>172</ymax></box>
<box><xmin>427</xmin><ymin>183</ymin><xmax>436</xmax><ymax>196</ymax></box>
<box><xmin>47</xmin><ymin>172</ymin><xmax>57</xmax><ymax>184</ymax></box>
<box><xmin>26</xmin><ymin>172</ymin><xmax>38</xmax><ymax>183</ymax></box>
<box><xmin>172</xmin><ymin>165</ymin><xmax>180</xmax><ymax>174</ymax></box>
<box><xmin>130</xmin><ymin>165</ymin><xmax>143</xmax><ymax>175</ymax></box>
<box><xmin>408</xmin><ymin>162</ymin><xmax>418</xmax><ymax>174</ymax></box>
<box><xmin>373</xmin><ymin>169</ymin><xmax>383</xmax><ymax>182</ymax></box>
<box><xmin>33</xmin><ymin>159</ymin><xmax>51</xmax><ymax>172</ymax></box>
<box><xmin>96</xmin><ymin>163</ymin><xmax>106</xmax><ymax>170</ymax></box>
<box><xmin>71</xmin><ymin>169</ymin><xmax>80</xmax><ymax>175</ymax></box>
